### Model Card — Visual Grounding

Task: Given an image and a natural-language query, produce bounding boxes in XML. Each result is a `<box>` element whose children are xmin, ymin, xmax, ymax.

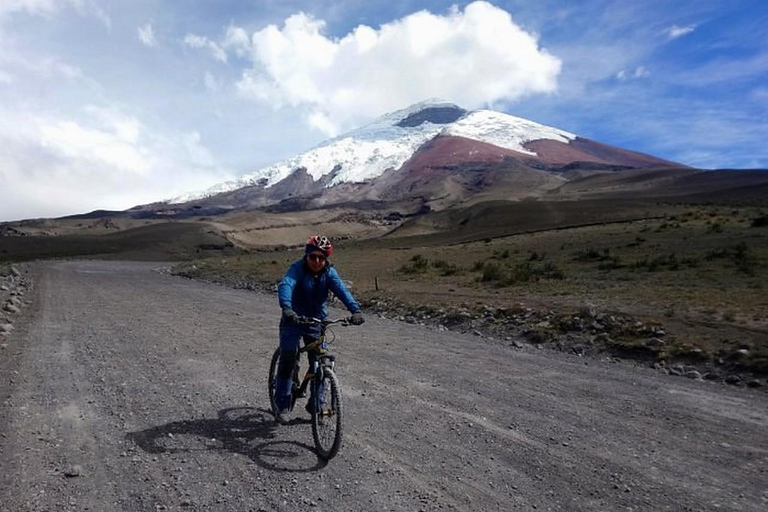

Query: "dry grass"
<box><xmin>175</xmin><ymin>203</ymin><xmax>768</xmax><ymax>375</ymax></box>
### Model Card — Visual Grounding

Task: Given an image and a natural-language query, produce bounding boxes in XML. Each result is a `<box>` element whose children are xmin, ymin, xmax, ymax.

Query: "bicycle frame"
<box><xmin>294</xmin><ymin>319</ymin><xmax>340</xmax><ymax>399</ymax></box>
<box><xmin>268</xmin><ymin>316</ymin><xmax>352</xmax><ymax>460</ymax></box>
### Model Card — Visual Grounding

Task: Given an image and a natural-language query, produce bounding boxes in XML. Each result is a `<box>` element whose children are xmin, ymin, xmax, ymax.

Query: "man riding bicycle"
<box><xmin>274</xmin><ymin>235</ymin><xmax>364</xmax><ymax>422</ymax></box>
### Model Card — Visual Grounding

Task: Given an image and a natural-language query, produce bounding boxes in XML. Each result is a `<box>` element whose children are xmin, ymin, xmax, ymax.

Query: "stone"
<box><xmin>0</xmin><ymin>324</ymin><xmax>13</xmax><ymax>333</ymax></box>
<box><xmin>3</xmin><ymin>304</ymin><xmax>20</xmax><ymax>314</ymax></box>
<box><xmin>685</xmin><ymin>370</ymin><xmax>703</xmax><ymax>380</ymax></box>
<box><xmin>646</xmin><ymin>338</ymin><xmax>665</xmax><ymax>347</ymax></box>
<box><xmin>724</xmin><ymin>375</ymin><xmax>742</xmax><ymax>385</ymax></box>
<box><xmin>581</xmin><ymin>303</ymin><xmax>597</xmax><ymax>318</ymax></box>
<box><xmin>10</xmin><ymin>267</ymin><xmax>21</xmax><ymax>277</ymax></box>
<box><xmin>594</xmin><ymin>333</ymin><xmax>611</xmax><ymax>343</ymax></box>
<box><xmin>746</xmin><ymin>380</ymin><xmax>762</xmax><ymax>388</ymax></box>
<box><xmin>64</xmin><ymin>465</ymin><xmax>83</xmax><ymax>477</ymax></box>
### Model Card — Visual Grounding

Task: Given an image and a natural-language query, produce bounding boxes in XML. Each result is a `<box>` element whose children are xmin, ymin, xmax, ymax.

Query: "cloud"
<box><xmin>0</xmin><ymin>0</ymin><xmax>58</xmax><ymax>17</ymax></box>
<box><xmin>227</xmin><ymin>1</ymin><xmax>561</xmax><ymax>136</ymax></box>
<box><xmin>184</xmin><ymin>34</ymin><xmax>227</xmax><ymax>63</ymax></box>
<box><xmin>616</xmin><ymin>66</ymin><xmax>650</xmax><ymax>80</ymax></box>
<box><xmin>203</xmin><ymin>71</ymin><xmax>221</xmax><ymax>92</ymax></box>
<box><xmin>0</xmin><ymin>0</ymin><xmax>111</xmax><ymax>28</ymax></box>
<box><xmin>0</xmin><ymin>104</ymin><xmax>234</xmax><ymax>220</ymax></box>
<box><xmin>667</xmin><ymin>24</ymin><xmax>696</xmax><ymax>39</ymax></box>
<box><xmin>138</xmin><ymin>22</ymin><xmax>157</xmax><ymax>47</ymax></box>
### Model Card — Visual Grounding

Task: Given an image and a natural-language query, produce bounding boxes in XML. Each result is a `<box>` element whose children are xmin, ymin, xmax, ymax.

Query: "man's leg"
<box><xmin>275</xmin><ymin>322</ymin><xmax>301</xmax><ymax>413</ymax></box>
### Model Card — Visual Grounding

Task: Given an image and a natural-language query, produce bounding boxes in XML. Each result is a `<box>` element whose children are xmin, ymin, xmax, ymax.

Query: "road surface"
<box><xmin>1</xmin><ymin>260</ymin><xmax>766</xmax><ymax>511</ymax></box>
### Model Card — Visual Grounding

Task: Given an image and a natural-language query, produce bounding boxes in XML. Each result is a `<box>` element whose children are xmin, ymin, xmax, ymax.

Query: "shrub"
<box><xmin>572</xmin><ymin>248</ymin><xmax>609</xmax><ymax>262</ymax></box>
<box><xmin>598</xmin><ymin>256</ymin><xmax>624</xmax><ymax>270</ymax></box>
<box><xmin>491</xmin><ymin>249</ymin><xmax>510</xmax><ymax>260</ymax></box>
<box><xmin>630</xmin><ymin>253</ymin><xmax>696</xmax><ymax>272</ymax></box>
<box><xmin>432</xmin><ymin>259</ymin><xmax>450</xmax><ymax>269</ymax></box>
<box><xmin>399</xmin><ymin>254</ymin><xmax>430</xmax><ymax>274</ymax></box>
<box><xmin>707</xmin><ymin>222</ymin><xmax>724</xmax><ymax>233</ymax></box>
<box><xmin>433</xmin><ymin>259</ymin><xmax>460</xmax><ymax>276</ymax></box>
<box><xmin>542</xmin><ymin>262</ymin><xmax>565</xmax><ymax>280</ymax></box>
<box><xmin>479</xmin><ymin>261</ymin><xmax>565</xmax><ymax>286</ymax></box>
<box><xmin>480</xmin><ymin>262</ymin><xmax>504</xmax><ymax>282</ymax></box>
<box><xmin>705</xmin><ymin>243</ymin><xmax>755</xmax><ymax>275</ymax></box>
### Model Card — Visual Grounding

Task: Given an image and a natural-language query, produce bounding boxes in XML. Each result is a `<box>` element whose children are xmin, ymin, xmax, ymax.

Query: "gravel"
<box><xmin>0</xmin><ymin>260</ymin><xmax>766</xmax><ymax>511</ymax></box>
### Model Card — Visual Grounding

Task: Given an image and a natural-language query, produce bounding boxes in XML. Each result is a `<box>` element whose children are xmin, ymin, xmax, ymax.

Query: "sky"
<box><xmin>1</xmin><ymin>0</ymin><xmax>767</xmax><ymax>221</ymax></box>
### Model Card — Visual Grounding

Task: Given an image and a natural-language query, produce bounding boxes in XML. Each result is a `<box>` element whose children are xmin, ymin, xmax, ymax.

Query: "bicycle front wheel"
<box><xmin>267</xmin><ymin>348</ymin><xmax>281</xmax><ymax>417</ymax></box>
<box><xmin>311</xmin><ymin>368</ymin><xmax>343</xmax><ymax>460</ymax></box>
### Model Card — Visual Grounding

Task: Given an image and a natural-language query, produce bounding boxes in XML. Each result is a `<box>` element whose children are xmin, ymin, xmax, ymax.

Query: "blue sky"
<box><xmin>1</xmin><ymin>0</ymin><xmax>766</xmax><ymax>220</ymax></box>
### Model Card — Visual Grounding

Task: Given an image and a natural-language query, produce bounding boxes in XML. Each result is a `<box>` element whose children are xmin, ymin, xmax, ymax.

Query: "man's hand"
<box><xmin>350</xmin><ymin>312</ymin><xmax>365</xmax><ymax>325</ymax></box>
<box><xmin>282</xmin><ymin>308</ymin><xmax>299</xmax><ymax>323</ymax></box>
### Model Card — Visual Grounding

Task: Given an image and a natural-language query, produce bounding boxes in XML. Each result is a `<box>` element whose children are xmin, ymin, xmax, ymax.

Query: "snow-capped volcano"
<box><xmin>165</xmin><ymin>99</ymin><xmax>683</xmax><ymax>210</ymax></box>
<box><xmin>169</xmin><ymin>100</ymin><xmax>580</xmax><ymax>204</ymax></box>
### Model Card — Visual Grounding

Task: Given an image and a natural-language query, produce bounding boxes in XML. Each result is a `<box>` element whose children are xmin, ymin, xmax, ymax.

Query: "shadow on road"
<box><xmin>127</xmin><ymin>407</ymin><xmax>327</xmax><ymax>472</ymax></box>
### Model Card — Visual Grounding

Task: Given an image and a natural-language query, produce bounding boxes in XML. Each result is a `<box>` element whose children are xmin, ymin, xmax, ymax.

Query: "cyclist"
<box><xmin>274</xmin><ymin>235</ymin><xmax>364</xmax><ymax>422</ymax></box>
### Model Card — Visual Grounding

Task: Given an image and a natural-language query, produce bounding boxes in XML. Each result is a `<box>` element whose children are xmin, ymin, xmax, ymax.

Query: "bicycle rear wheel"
<box><xmin>311</xmin><ymin>368</ymin><xmax>343</xmax><ymax>460</ymax></box>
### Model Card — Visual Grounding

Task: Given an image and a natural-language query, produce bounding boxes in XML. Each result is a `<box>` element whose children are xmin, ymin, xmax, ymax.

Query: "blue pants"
<box><xmin>275</xmin><ymin>320</ymin><xmax>322</xmax><ymax>412</ymax></box>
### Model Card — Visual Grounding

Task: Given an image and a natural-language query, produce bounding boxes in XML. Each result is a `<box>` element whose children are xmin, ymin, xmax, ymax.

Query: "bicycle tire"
<box><xmin>311</xmin><ymin>368</ymin><xmax>343</xmax><ymax>460</ymax></box>
<box><xmin>268</xmin><ymin>348</ymin><xmax>281</xmax><ymax>417</ymax></box>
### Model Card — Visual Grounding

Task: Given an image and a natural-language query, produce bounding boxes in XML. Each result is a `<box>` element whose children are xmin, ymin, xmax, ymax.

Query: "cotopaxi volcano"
<box><xmin>146</xmin><ymin>99</ymin><xmax>696</xmax><ymax>216</ymax></box>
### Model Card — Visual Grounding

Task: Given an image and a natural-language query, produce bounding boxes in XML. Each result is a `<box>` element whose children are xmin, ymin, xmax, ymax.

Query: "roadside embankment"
<box><xmin>0</xmin><ymin>264</ymin><xmax>33</xmax><ymax>348</ymax></box>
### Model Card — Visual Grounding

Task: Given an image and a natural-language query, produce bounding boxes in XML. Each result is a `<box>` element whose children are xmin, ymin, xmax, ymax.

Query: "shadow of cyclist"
<box><xmin>127</xmin><ymin>407</ymin><xmax>327</xmax><ymax>472</ymax></box>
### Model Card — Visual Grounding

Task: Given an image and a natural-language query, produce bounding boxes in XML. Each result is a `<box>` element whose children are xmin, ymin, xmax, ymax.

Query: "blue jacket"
<box><xmin>278</xmin><ymin>259</ymin><xmax>361</xmax><ymax>319</ymax></box>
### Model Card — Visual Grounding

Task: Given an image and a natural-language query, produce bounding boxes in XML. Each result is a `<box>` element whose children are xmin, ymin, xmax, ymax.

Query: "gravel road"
<box><xmin>1</xmin><ymin>260</ymin><xmax>766</xmax><ymax>511</ymax></box>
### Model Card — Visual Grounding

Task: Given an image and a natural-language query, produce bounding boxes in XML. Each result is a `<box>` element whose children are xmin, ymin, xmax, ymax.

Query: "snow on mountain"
<box><xmin>169</xmin><ymin>100</ymin><xmax>578</xmax><ymax>204</ymax></box>
<box><xmin>442</xmin><ymin>110</ymin><xmax>575</xmax><ymax>156</ymax></box>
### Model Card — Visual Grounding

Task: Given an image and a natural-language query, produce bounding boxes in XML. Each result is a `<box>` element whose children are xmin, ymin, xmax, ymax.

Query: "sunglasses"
<box><xmin>308</xmin><ymin>254</ymin><xmax>326</xmax><ymax>262</ymax></box>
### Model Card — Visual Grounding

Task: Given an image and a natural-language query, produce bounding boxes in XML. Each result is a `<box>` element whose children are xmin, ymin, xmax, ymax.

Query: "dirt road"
<box><xmin>1</xmin><ymin>260</ymin><xmax>766</xmax><ymax>511</ymax></box>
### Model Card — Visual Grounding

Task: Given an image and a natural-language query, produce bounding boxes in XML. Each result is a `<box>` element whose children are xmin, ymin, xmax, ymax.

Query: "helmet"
<box><xmin>305</xmin><ymin>235</ymin><xmax>333</xmax><ymax>257</ymax></box>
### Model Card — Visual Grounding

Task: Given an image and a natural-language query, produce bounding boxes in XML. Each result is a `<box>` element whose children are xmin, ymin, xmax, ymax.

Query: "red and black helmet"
<box><xmin>305</xmin><ymin>235</ymin><xmax>333</xmax><ymax>257</ymax></box>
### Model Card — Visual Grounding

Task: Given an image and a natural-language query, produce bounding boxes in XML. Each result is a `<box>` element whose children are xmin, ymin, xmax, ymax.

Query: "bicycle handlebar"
<box><xmin>296</xmin><ymin>316</ymin><xmax>353</xmax><ymax>327</ymax></box>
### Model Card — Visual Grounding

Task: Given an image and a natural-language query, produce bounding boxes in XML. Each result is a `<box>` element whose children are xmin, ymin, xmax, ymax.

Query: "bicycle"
<box><xmin>268</xmin><ymin>317</ymin><xmax>351</xmax><ymax>460</ymax></box>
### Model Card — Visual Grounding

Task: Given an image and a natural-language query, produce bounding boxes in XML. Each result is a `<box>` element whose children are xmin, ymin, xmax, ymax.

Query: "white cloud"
<box><xmin>203</xmin><ymin>71</ymin><xmax>221</xmax><ymax>92</ymax></box>
<box><xmin>184</xmin><ymin>34</ymin><xmax>227</xmax><ymax>63</ymax></box>
<box><xmin>223</xmin><ymin>25</ymin><xmax>250</xmax><ymax>58</ymax></box>
<box><xmin>616</xmin><ymin>66</ymin><xmax>650</xmax><ymax>80</ymax></box>
<box><xmin>667</xmin><ymin>24</ymin><xmax>696</xmax><ymax>39</ymax></box>
<box><xmin>138</xmin><ymin>22</ymin><xmax>157</xmax><ymax>47</ymax></box>
<box><xmin>0</xmin><ymin>0</ymin><xmax>110</xmax><ymax>28</ymax></box>
<box><xmin>0</xmin><ymin>0</ymin><xmax>58</xmax><ymax>17</ymax></box>
<box><xmin>228</xmin><ymin>1</ymin><xmax>561</xmax><ymax>136</ymax></box>
<box><xmin>0</xmin><ymin>104</ymin><xmax>234</xmax><ymax>220</ymax></box>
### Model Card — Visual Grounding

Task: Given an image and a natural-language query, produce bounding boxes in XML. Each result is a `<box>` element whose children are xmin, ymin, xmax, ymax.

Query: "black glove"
<box><xmin>282</xmin><ymin>308</ymin><xmax>299</xmax><ymax>323</ymax></box>
<box><xmin>350</xmin><ymin>312</ymin><xmax>365</xmax><ymax>325</ymax></box>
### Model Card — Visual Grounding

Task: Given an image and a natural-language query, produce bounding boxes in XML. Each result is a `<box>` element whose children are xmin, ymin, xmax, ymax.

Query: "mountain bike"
<box><xmin>268</xmin><ymin>317</ymin><xmax>351</xmax><ymax>460</ymax></box>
